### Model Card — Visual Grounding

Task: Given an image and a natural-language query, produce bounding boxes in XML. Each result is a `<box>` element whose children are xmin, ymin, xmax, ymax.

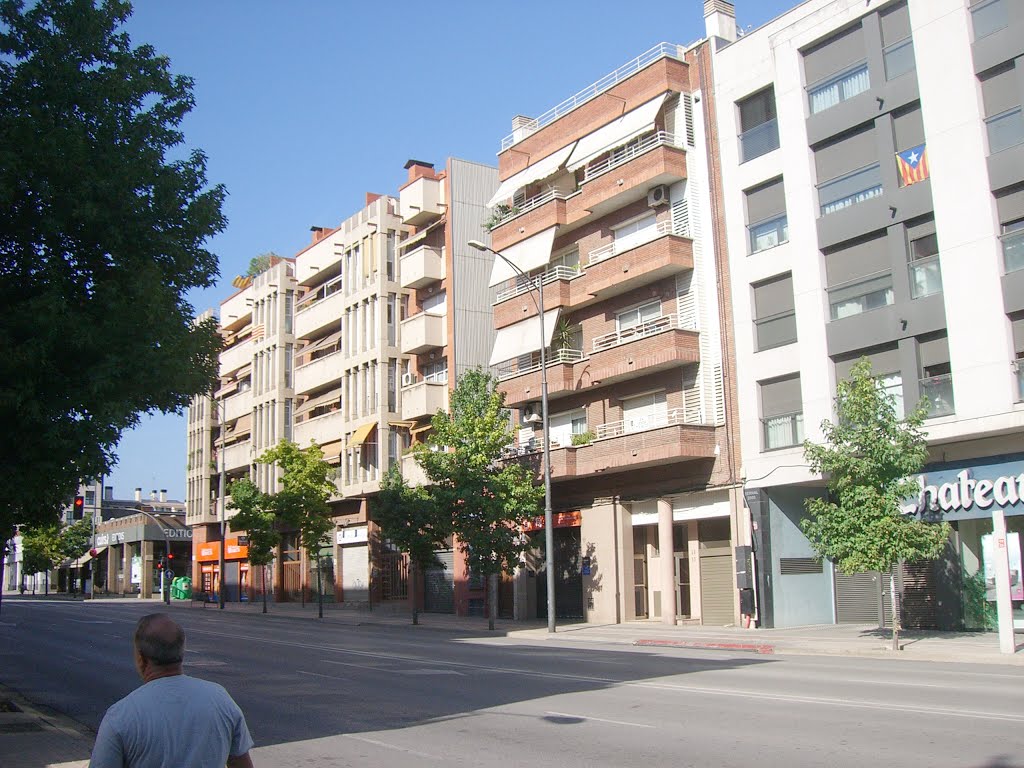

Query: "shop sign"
<box><xmin>902</xmin><ymin>461</ymin><xmax>1024</xmax><ymax>521</ymax></box>
<box><xmin>336</xmin><ymin>526</ymin><xmax>368</xmax><ymax>545</ymax></box>
<box><xmin>161</xmin><ymin>528</ymin><xmax>192</xmax><ymax>540</ymax></box>
<box><xmin>95</xmin><ymin>531</ymin><xmax>125</xmax><ymax>546</ymax></box>
<box><xmin>525</xmin><ymin>510</ymin><xmax>581</xmax><ymax>532</ymax></box>
<box><xmin>130</xmin><ymin>555</ymin><xmax>142</xmax><ymax>585</ymax></box>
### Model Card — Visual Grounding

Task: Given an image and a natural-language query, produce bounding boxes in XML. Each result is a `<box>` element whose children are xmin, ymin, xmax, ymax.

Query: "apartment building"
<box><xmin>186</xmin><ymin>257</ymin><xmax>298</xmax><ymax>600</ymax></box>
<box><xmin>484</xmin><ymin>19</ymin><xmax>744</xmax><ymax>626</ymax></box>
<box><xmin>715</xmin><ymin>0</ymin><xmax>1024</xmax><ymax>629</ymax></box>
<box><xmin>395</xmin><ymin>158</ymin><xmax>499</xmax><ymax>616</ymax></box>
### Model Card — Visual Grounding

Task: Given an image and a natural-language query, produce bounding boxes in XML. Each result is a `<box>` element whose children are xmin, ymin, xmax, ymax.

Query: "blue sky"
<box><xmin>107</xmin><ymin>0</ymin><xmax>793</xmax><ymax>501</ymax></box>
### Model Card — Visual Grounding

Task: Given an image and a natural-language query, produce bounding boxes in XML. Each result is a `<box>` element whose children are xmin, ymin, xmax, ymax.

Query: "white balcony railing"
<box><xmin>587</xmin><ymin>218</ymin><xmax>687</xmax><ymax>266</ymax></box>
<box><xmin>595</xmin><ymin>407</ymin><xmax>699</xmax><ymax>440</ymax></box>
<box><xmin>219</xmin><ymin>339</ymin><xmax>252</xmax><ymax>378</ymax></box>
<box><xmin>293</xmin><ymin>408</ymin><xmax>344</xmax><ymax>446</ymax></box>
<box><xmin>222</xmin><ymin>392</ymin><xmax>250</xmax><ymax>423</ymax></box>
<box><xmin>591</xmin><ymin>312</ymin><xmax>693</xmax><ymax>354</ymax></box>
<box><xmin>489</xmin><ymin>188</ymin><xmax>574</xmax><ymax>229</ymax></box>
<box><xmin>294</xmin><ymin>286</ymin><xmax>344</xmax><ymax>339</ymax></box>
<box><xmin>496</xmin><ymin>347</ymin><xmax>584</xmax><ymax>381</ymax></box>
<box><xmin>222</xmin><ymin>441</ymin><xmax>251</xmax><ymax>471</ymax></box>
<box><xmin>500</xmin><ymin>42</ymin><xmax>686</xmax><ymax>151</ymax></box>
<box><xmin>582</xmin><ymin>131</ymin><xmax>683</xmax><ymax>182</ymax></box>
<box><xmin>293</xmin><ymin>350</ymin><xmax>342</xmax><ymax>395</ymax></box>
<box><xmin>495</xmin><ymin>265</ymin><xmax>583</xmax><ymax>304</ymax></box>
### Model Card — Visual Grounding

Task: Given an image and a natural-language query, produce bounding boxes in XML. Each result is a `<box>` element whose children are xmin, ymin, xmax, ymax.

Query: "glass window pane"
<box><xmin>884</xmin><ymin>39</ymin><xmax>915</xmax><ymax>81</ymax></box>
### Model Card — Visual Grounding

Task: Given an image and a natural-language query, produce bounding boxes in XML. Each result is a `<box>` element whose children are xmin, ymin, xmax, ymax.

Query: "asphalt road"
<box><xmin>2</xmin><ymin>599</ymin><xmax>1023</xmax><ymax>768</ymax></box>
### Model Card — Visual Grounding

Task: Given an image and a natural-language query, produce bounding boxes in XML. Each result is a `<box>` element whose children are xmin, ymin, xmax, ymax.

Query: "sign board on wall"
<box><xmin>336</xmin><ymin>526</ymin><xmax>368</xmax><ymax>545</ymax></box>
<box><xmin>902</xmin><ymin>458</ymin><xmax>1024</xmax><ymax>521</ymax></box>
<box><xmin>130</xmin><ymin>555</ymin><xmax>142</xmax><ymax>585</ymax></box>
<box><xmin>982</xmin><ymin>532</ymin><xmax>1023</xmax><ymax>602</ymax></box>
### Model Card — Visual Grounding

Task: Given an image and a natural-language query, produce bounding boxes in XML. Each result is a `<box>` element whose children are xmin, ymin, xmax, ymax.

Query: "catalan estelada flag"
<box><xmin>896</xmin><ymin>143</ymin><xmax>929</xmax><ymax>186</ymax></box>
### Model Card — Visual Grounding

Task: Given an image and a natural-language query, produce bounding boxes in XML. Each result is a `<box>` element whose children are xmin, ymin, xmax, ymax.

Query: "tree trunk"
<box><xmin>890</xmin><ymin>569</ymin><xmax>901</xmax><ymax>652</ymax></box>
<box><xmin>316</xmin><ymin>554</ymin><xmax>324</xmax><ymax>619</ymax></box>
<box><xmin>45</xmin><ymin>570</ymin><xmax>49</xmax><ymax>596</ymax></box>
<box><xmin>410</xmin><ymin>561</ymin><xmax>418</xmax><ymax>626</ymax></box>
<box><xmin>262</xmin><ymin>565</ymin><xmax>268</xmax><ymax>614</ymax></box>
<box><xmin>488</xmin><ymin>572</ymin><xmax>497</xmax><ymax>631</ymax></box>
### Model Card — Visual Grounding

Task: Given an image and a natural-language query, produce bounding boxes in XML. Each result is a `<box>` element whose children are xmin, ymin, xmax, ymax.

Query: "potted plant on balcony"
<box><xmin>484</xmin><ymin>204</ymin><xmax>520</xmax><ymax>231</ymax></box>
<box><xmin>571</xmin><ymin>431</ymin><xmax>595</xmax><ymax>447</ymax></box>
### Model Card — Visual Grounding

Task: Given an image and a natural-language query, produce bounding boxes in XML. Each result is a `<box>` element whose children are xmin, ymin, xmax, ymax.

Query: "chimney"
<box><xmin>134</xmin><ymin>488</ymin><xmax>142</xmax><ymax>502</ymax></box>
<box><xmin>150</xmin><ymin>489</ymin><xmax>158</xmax><ymax>501</ymax></box>
<box><xmin>365</xmin><ymin>192</ymin><xmax>382</xmax><ymax>206</ymax></box>
<box><xmin>403</xmin><ymin>159</ymin><xmax>434</xmax><ymax>184</ymax></box>
<box><xmin>159</xmin><ymin>489</ymin><xmax>167</xmax><ymax>503</ymax></box>
<box><xmin>511</xmin><ymin>115</ymin><xmax>537</xmax><ymax>144</ymax></box>
<box><xmin>309</xmin><ymin>226</ymin><xmax>327</xmax><ymax>244</ymax></box>
<box><xmin>704</xmin><ymin>0</ymin><xmax>737</xmax><ymax>44</ymax></box>
<box><xmin>104</xmin><ymin>486</ymin><xmax>113</xmax><ymax>500</ymax></box>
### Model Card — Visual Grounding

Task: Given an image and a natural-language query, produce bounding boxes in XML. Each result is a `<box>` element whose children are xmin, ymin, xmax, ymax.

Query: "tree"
<box><xmin>259</xmin><ymin>440</ymin><xmax>337</xmax><ymax>619</ymax></box>
<box><xmin>0</xmin><ymin>0</ymin><xmax>226</xmax><ymax>556</ymax></box>
<box><xmin>20</xmin><ymin>523</ymin><xmax>61</xmax><ymax>595</ymax></box>
<box><xmin>246</xmin><ymin>252</ymin><xmax>278</xmax><ymax>278</ymax></box>
<box><xmin>372</xmin><ymin>465</ymin><xmax>450</xmax><ymax>625</ymax></box>
<box><xmin>414</xmin><ymin>369</ymin><xmax>542</xmax><ymax>630</ymax></box>
<box><xmin>227</xmin><ymin>478</ymin><xmax>279</xmax><ymax>614</ymax></box>
<box><xmin>802</xmin><ymin>359</ymin><xmax>950</xmax><ymax>651</ymax></box>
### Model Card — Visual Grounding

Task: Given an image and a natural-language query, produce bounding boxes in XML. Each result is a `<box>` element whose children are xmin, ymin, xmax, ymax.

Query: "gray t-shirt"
<box><xmin>90</xmin><ymin>674</ymin><xmax>253</xmax><ymax>768</ymax></box>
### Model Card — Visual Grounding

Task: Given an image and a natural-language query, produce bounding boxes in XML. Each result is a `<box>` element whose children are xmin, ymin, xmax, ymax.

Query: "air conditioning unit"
<box><xmin>647</xmin><ymin>184</ymin><xmax>670</xmax><ymax>207</ymax></box>
<box><xmin>522</xmin><ymin>402</ymin><xmax>542</xmax><ymax>424</ymax></box>
<box><xmin>401</xmin><ymin>372</ymin><xmax>417</xmax><ymax>387</ymax></box>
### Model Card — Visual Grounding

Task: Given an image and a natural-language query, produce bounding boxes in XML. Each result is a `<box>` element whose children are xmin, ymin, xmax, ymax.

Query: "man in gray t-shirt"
<box><xmin>91</xmin><ymin>613</ymin><xmax>254</xmax><ymax>768</ymax></box>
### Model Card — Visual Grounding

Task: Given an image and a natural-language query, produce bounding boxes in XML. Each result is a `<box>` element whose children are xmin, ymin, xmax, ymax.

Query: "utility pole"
<box><xmin>219</xmin><ymin>395</ymin><xmax>227</xmax><ymax>609</ymax></box>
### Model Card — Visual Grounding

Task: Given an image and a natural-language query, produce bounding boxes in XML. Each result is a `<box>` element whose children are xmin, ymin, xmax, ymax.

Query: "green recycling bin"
<box><xmin>170</xmin><ymin>576</ymin><xmax>192</xmax><ymax>600</ymax></box>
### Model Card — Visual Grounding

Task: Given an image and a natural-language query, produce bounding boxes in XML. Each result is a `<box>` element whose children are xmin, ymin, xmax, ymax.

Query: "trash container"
<box><xmin>170</xmin><ymin>576</ymin><xmax>192</xmax><ymax>600</ymax></box>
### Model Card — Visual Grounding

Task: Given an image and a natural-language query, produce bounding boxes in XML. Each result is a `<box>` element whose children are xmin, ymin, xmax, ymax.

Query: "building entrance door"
<box><xmin>675</xmin><ymin>554</ymin><xmax>691</xmax><ymax>618</ymax></box>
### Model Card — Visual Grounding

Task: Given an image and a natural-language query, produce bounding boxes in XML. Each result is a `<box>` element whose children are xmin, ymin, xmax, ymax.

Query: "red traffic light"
<box><xmin>72</xmin><ymin>496</ymin><xmax>85</xmax><ymax>519</ymax></box>
<box><xmin>167</xmin><ymin>553</ymin><xmax>174</xmax><ymax>560</ymax></box>
<box><xmin>89</xmin><ymin>548</ymin><xmax>98</xmax><ymax>557</ymax></box>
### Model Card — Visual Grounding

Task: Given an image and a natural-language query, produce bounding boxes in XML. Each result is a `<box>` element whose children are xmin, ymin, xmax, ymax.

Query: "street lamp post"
<box><xmin>468</xmin><ymin>239</ymin><xmax>556</xmax><ymax>633</ymax></box>
<box><xmin>218</xmin><ymin>395</ymin><xmax>227</xmax><ymax>609</ymax></box>
<box><xmin>132</xmin><ymin>506</ymin><xmax>172</xmax><ymax>604</ymax></box>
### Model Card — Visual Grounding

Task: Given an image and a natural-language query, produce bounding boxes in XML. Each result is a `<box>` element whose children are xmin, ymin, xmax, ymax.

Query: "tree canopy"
<box><xmin>246</xmin><ymin>252</ymin><xmax>278</xmax><ymax>278</ymax></box>
<box><xmin>0</xmin><ymin>0</ymin><xmax>226</xmax><ymax>540</ymax></box>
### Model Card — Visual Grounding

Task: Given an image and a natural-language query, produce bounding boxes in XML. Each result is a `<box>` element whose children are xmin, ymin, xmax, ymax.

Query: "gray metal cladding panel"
<box><xmin>996</xmin><ymin>185</ymin><xmax>1024</xmax><ymax>222</ymax></box>
<box><xmin>825</xmin><ymin>304</ymin><xmax>901</xmax><ymax>358</ymax></box>
<box><xmin>760</xmin><ymin>375</ymin><xmax>802</xmax><ymax>417</ymax></box>
<box><xmin>987</xmin><ymin>142</ymin><xmax>1024</xmax><ymax>194</ymax></box>
<box><xmin>918</xmin><ymin>333</ymin><xmax>950</xmax><ymax>368</ymax></box>
<box><xmin>892</xmin><ymin>105</ymin><xmax>924</xmax><ymax>153</ymax></box>
<box><xmin>753</xmin><ymin>273</ymin><xmax>794</xmax><ymax>316</ymax></box>
<box><xmin>972</xmin><ymin>19</ymin><xmax>1024</xmax><ymax>75</ymax></box>
<box><xmin>803</xmin><ymin>23</ymin><xmax>866</xmax><ymax>85</ymax></box>
<box><xmin>814</xmin><ymin>124</ymin><xmax>878</xmax><ymax>181</ymax></box>
<box><xmin>699</xmin><ymin>554</ymin><xmax>734</xmax><ymax>625</ymax></box>
<box><xmin>824</xmin><ymin>230</ymin><xmax>889</xmax><ymax>285</ymax></box>
<box><xmin>805</xmin><ymin>76</ymin><xmax>919</xmax><ymax>149</ymax></box>
<box><xmin>834</xmin><ymin>344</ymin><xmax>901</xmax><ymax>381</ymax></box>
<box><xmin>1003</xmin><ymin>270</ymin><xmax>1024</xmax><ymax>314</ymax></box>
<box><xmin>745</xmin><ymin>177</ymin><xmax>786</xmax><ymax>223</ymax></box>
<box><xmin>834</xmin><ymin>570</ymin><xmax>881</xmax><ymax>624</ymax></box>
<box><xmin>980</xmin><ymin>63</ymin><xmax>1019</xmax><ymax>116</ymax></box>
<box><xmin>879</xmin><ymin>1</ymin><xmax>910</xmax><ymax>47</ymax></box>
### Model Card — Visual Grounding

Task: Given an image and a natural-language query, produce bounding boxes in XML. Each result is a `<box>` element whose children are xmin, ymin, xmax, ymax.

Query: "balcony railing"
<box><xmin>883</xmin><ymin>38</ymin><xmax>915</xmax><ymax>81</ymax></box>
<box><xmin>1014</xmin><ymin>360</ymin><xmax>1024</xmax><ymax>403</ymax></box>
<box><xmin>818</xmin><ymin>163</ymin><xmax>882</xmax><ymax>216</ymax></box>
<box><xmin>496</xmin><ymin>347</ymin><xmax>584</xmax><ymax>381</ymax></box>
<box><xmin>808</xmin><ymin>62</ymin><xmax>869</xmax><ymax>115</ymax></box>
<box><xmin>762</xmin><ymin>411</ymin><xmax>804</xmax><ymax>451</ymax></box>
<box><xmin>739</xmin><ymin>118</ymin><xmax>780</xmax><ymax>163</ymax></box>
<box><xmin>972</xmin><ymin>0</ymin><xmax>1008</xmax><ymax>40</ymax></box>
<box><xmin>920</xmin><ymin>373</ymin><xmax>955</xmax><ymax>418</ymax></box>
<box><xmin>588</xmin><ymin>219</ymin><xmax>688</xmax><ymax>266</ymax></box>
<box><xmin>909</xmin><ymin>255</ymin><xmax>942</xmax><ymax>299</ymax></box>
<box><xmin>748</xmin><ymin>214</ymin><xmax>788</xmax><ymax>254</ymax></box>
<box><xmin>489</xmin><ymin>188</ymin><xmax>574</xmax><ymax>229</ymax></box>
<box><xmin>500</xmin><ymin>42</ymin><xmax>685</xmax><ymax>150</ymax></box>
<box><xmin>582</xmin><ymin>131</ymin><xmax>684</xmax><ymax>182</ymax></box>
<box><xmin>591</xmin><ymin>312</ymin><xmax>693</xmax><ymax>354</ymax></box>
<box><xmin>495</xmin><ymin>265</ymin><xmax>583</xmax><ymax>304</ymax></box>
<box><xmin>595</xmin><ymin>407</ymin><xmax>700</xmax><ymax>440</ymax></box>
<box><xmin>754</xmin><ymin>309</ymin><xmax>797</xmax><ymax>351</ymax></box>
<box><xmin>987</xmin><ymin>107</ymin><xmax>1024</xmax><ymax>154</ymax></box>
<box><xmin>828</xmin><ymin>270</ymin><xmax>894</xmax><ymax>320</ymax></box>
<box><xmin>1003</xmin><ymin>229</ymin><xmax>1024</xmax><ymax>273</ymax></box>
<box><xmin>296</xmin><ymin>275</ymin><xmax>342</xmax><ymax>313</ymax></box>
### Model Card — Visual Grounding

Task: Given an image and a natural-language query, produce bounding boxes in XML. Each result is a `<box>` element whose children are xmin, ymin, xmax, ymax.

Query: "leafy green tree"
<box><xmin>227</xmin><ymin>478</ymin><xmax>279</xmax><ymax>614</ymax></box>
<box><xmin>246</xmin><ymin>252</ymin><xmax>278</xmax><ymax>278</ymax></box>
<box><xmin>372</xmin><ymin>465</ymin><xmax>451</xmax><ymax>625</ymax></box>
<box><xmin>414</xmin><ymin>369</ymin><xmax>542</xmax><ymax>630</ymax></box>
<box><xmin>259</xmin><ymin>440</ymin><xmax>337</xmax><ymax>618</ymax></box>
<box><xmin>0</xmin><ymin>0</ymin><xmax>226</xmax><ymax>559</ymax></box>
<box><xmin>803</xmin><ymin>359</ymin><xmax>950</xmax><ymax>650</ymax></box>
<box><xmin>20</xmin><ymin>523</ymin><xmax>63</xmax><ymax>595</ymax></box>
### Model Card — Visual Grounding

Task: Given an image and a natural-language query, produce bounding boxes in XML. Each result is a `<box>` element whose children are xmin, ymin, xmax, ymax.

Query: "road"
<box><xmin>2</xmin><ymin>599</ymin><xmax>1023</xmax><ymax>768</ymax></box>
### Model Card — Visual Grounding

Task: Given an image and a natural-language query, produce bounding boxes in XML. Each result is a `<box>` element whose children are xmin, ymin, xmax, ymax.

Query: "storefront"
<box><xmin>93</xmin><ymin>514</ymin><xmax>191</xmax><ymax>597</ymax></box>
<box><xmin>194</xmin><ymin>537</ymin><xmax>250</xmax><ymax>602</ymax></box>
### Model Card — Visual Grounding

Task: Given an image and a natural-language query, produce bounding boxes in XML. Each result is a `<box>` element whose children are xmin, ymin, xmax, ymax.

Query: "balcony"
<box><xmin>588</xmin><ymin>315</ymin><xmax>699</xmax><ymax>387</ymax></box>
<box><xmin>294</xmin><ymin>282</ymin><xmax>344</xmax><ymax>340</ymax></box>
<box><xmin>578</xmin><ymin>409</ymin><xmax>715</xmax><ymax>474</ymax></box>
<box><xmin>489</xmin><ymin>190</ymin><xmax>571</xmax><ymax>240</ymax></box>
<box><xmin>920</xmin><ymin>374</ymin><xmax>955</xmax><ymax>418</ymax></box>
<box><xmin>574</xmin><ymin>140</ymin><xmax>687</xmax><ymax>221</ymax></box>
<box><xmin>293</xmin><ymin>351</ymin><xmax>343</xmax><ymax>396</ymax></box>
<box><xmin>400</xmin><ymin>312</ymin><xmax>447</xmax><ymax>355</ymax></box>
<box><xmin>909</xmin><ymin>255</ymin><xmax>943</xmax><ymax>299</ymax></box>
<box><xmin>400</xmin><ymin>175</ymin><xmax>445</xmax><ymax>227</ymax></box>
<box><xmin>401</xmin><ymin>379</ymin><xmax>449</xmax><ymax>421</ymax></box>
<box><xmin>222</xmin><ymin>441</ymin><xmax>251</xmax><ymax>472</ymax></box>
<box><xmin>827</xmin><ymin>270</ymin><xmax>894</xmax><ymax>320</ymax></box>
<box><xmin>583</xmin><ymin>223</ymin><xmax>693</xmax><ymax>301</ymax></box>
<box><xmin>219</xmin><ymin>339</ymin><xmax>252</xmax><ymax>378</ymax></box>
<box><xmin>399</xmin><ymin>245</ymin><xmax>445</xmax><ymax>289</ymax></box>
<box><xmin>496</xmin><ymin>349</ymin><xmax>584</xmax><ymax>407</ymax></box>
<box><xmin>739</xmin><ymin>119</ymin><xmax>780</xmax><ymax>163</ymax></box>
<box><xmin>293</xmin><ymin>409</ymin><xmax>343</xmax><ymax>448</ymax></box>
<box><xmin>818</xmin><ymin>164</ymin><xmax>882</xmax><ymax>216</ymax></box>
<box><xmin>401</xmin><ymin>452</ymin><xmax>429</xmax><ymax>487</ymax></box>
<box><xmin>222</xmin><ymin>392</ymin><xmax>250</xmax><ymax>423</ymax></box>
<box><xmin>1004</xmin><ymin>230</ymin><xmax>1024</xmax><ymax>273</ymax></box>
<box><xmin>762</xmin><ymin>412</ymin><xmax>804</xmax><ymax>451</ymax></box>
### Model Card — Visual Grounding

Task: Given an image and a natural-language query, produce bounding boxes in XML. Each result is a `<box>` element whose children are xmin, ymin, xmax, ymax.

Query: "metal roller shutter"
<box><xmin>835</xmin><ymin>569</ymin><xmax>894</xmax><ymax>624</ymax></box>
<box><xmin>424</xmin><ymin>550</ymin><xmax>454</xmax><ymax>614</ymax></box>
<box><xmin>700</xmin><ymin>554</ymin><xmax>734</xmax><ymax>625</ymax></box>
<box><xmin>901</xmin><ymin>561</ymin><xmax>936</xmax><ymax>629</ymax></box>
<box><xmin>341</xmin><ymin>545</ymin><xmax>369</xmax><ymax>603</ymax></box>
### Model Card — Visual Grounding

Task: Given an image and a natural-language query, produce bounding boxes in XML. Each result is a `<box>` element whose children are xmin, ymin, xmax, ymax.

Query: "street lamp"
<box><xmin>468</xmin><ymin>239</ymin><xmax>556</xmax><ymax>633</ymax></box>
<box><xmin>218</xmin><ymin>395</ymin><xmax>227</xmax><ymax>609</ymax></box>
<box><xmin>132</xmin><ymin>505</ymin><xmax>172</xmax><ymax>604</ymax></box>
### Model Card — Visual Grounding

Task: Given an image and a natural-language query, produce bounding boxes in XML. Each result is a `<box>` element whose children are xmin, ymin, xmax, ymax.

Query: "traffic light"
<box><xmin>157</xmin><ymin>556</ymin><xmax>166</xmax><ymax>571</ymax></box>
<box><xmin>72</xmin><ymin>496</ymin><xmax>85</xmax><ymax>520</ymax></box>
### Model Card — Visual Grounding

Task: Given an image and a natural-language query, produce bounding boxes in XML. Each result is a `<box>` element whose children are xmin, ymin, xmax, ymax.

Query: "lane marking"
<box><xmin>345</xmin><ymin>733</ymin><xmax>443</xmax><ymax>760</ymax></box>
<box><xmin>545</xmin><ymin>710</ymin><xmax>654</xmax><ymax>729</ymax></box>
<box><xmin>68</xmin><ymin>619</ymin><xmax>112</xmax><ymax>624</ymax></box>
<box><xmin>298</xmin><ymin>670</ymin><xmax>347</xmax><ymax>681</ymax></box>
<box><xmin>321</xmin><ymin>659</ymin><xmax>464</xmax><ymax>676</ymax></box>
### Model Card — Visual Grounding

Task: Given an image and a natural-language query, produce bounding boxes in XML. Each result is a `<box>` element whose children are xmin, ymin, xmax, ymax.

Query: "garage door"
<box><xmin>700</xmin><ymin>554</ymin><xmax>734</xmax><ymax>625</ymax></box>
<box><xmin>834</xmin><ymin>569</ymin><xmax>893</xmax><ymax>626</ymax></box>
<box><xmin>341</xmin><ymin>545</ymin><xmax>369</xmax><ymax>603</ymax></box>
<box><xmin>424</xmin><ymin>550</ymin><xmax>454</xmax><ymax>614</ymax></box>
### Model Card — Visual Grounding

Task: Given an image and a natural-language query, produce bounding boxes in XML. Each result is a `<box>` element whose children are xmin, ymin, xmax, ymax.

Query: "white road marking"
<box><xmin>345</xmin><ymin>733</ymin><xmax>443</xmax><ymax>760</ymax></box>
<box><xmin>68</xmin><ymin>619</ymin><xmax>112</xmax><ymax>624</ymax></box>
<box><xmin>297</xmin><ymin>670</ymin><xmax>346</xmax><ymax>681</ymax></box>
<box><xmin>321</xmin><ymin>659</ymin><xmax>464</xmax><ymax>676</ymax></box>
<box><xmin>545</xmin><ymin>710</ymin><xmax>654</xmax><ymax>728</ymax></box>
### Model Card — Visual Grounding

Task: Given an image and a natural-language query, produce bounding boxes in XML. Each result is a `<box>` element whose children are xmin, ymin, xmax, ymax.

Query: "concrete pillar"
<box><xmin>619</xmin><ymin>507</ymin><xmax>636</xmax><ymax>620</ymax></box>
<box><xmin>140</xmin><ymin>541</ymin><xmax>154</xmax><ymax>597</ymax></box>
<box><xmin>688</xmin><ymin>520</ymin><xmax>703</xmax><ymax>623</ymax></box>
<box><xmin>658</xmin><ymin>499</ymin><xmax>675</xmax><ymax>625</ymax></box>
<box><xmin>991</xmin><ymin>508</ymin><xmax>1017</xmax><ymax>654</ymax></box>
<box><xmin>106</xmin><ymin>546</ymin><xmax>117</xmax><ymax>595</ymax></box>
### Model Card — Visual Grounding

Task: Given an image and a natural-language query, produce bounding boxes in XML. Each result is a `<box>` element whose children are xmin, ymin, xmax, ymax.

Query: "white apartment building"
<box><xmin>714</xmin><ymin>0</ymin><xmax>1024</xmax><ymax>629</ymax></box>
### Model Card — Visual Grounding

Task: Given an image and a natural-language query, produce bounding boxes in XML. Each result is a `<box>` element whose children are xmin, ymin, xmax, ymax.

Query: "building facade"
<box><xmin>484</xmin><ymin>28</ymin><xmax>745</xmax><ymax>626</ymax></box>
<box><xmin>714</xmin><ymin>0</ymin><xmax>1024</xmax><ymax>629</ymax></box>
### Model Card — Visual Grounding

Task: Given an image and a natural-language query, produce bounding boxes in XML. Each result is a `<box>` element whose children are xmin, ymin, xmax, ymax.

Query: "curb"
<box><xmin>634</xmin><ymin>638</ymin><xmax>775</xmax><ymax>654</ymax></box>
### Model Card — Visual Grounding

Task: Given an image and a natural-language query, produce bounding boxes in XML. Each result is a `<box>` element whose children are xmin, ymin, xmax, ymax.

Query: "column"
<box><xmin>688</xmin><ymin>520</ymin><xmax>703</xmax><ymax>622</ymax></box>
<box><xmin>658</xmin><ymin>499</ymin><xmax>675</xmax><ymax>625</ymax></box>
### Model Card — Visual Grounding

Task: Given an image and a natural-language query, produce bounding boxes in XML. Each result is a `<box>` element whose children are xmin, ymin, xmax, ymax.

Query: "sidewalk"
<box><xmin>0</xmin><ymin>685</ymin><xmax>92</xmax><ymax>768</ymax></box>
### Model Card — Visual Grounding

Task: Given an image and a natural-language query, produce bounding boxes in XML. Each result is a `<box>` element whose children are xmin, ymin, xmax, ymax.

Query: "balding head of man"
<box><xmin>133</xmin><ymin>613</ymin><xmax>185</xmax><ymax>683</ymax></box>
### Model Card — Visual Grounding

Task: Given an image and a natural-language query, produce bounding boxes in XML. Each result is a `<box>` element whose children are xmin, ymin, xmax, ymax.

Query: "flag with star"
<box><xmin>896</xmin><ymin>143</ymin><xmax>929</xmax><ymax>187</ymax></box>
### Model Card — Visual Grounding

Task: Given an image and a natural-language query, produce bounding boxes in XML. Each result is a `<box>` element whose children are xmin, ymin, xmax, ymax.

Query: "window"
<box><xmin>981</xmin><ymin>63</ymin><xmax>1024</xmax><ymax>154</ymax></box>
<box><xmin>617</xmin><ymin>300</ymin><xmax>661</xmax><ymax>332</ymax></box>
<box><xmin>285</xmin><ymin>343</ymin><xmax>294</xmax><ymax>387</ymax></box>
<box><xmin>550</xmin><ymin>246</ymin><xmax>581</xmax><ymax>271</ymax></box>
<box><xmin>85</xmin><ymin>490</ymin><xmax>96</xmax><ymax>507</ymax></box>
<box><xmin>752</xmin><ymin>273</ymin><xmax>797</xmax><ymax>351</ymax></box>
<box><xmin>387</xmin><ymin>293</ymin><xmax>397</xmax><ymax>345</ymax></box>
<box><xmin>892</xmin><ymin>105</ymin><xmax>925</xmax><ymax>156</ymax></box>
<box><xmin>1011</xmin><ymin>314</ymin><xmax>1024</xmax><ymax>402</ymax></box>
<box><xmin>972</xmin><ymin>0</ymin><xmax>1008</xmax><ymax>40</ymax></box>
<box><xmin>804</xmin><ymin>23</ymin><xmax>869</xmax><ymax>113</ymax></box>
<box><xmin>622</xmin><ymin>391</ymin><xmax>668</xmax><ymax>433</ymax></box>
<box><xmin>284</xmin><ymin>398</ymin><xmax>293</xmax><ymax>442</ymax></box>
<box><xmin>738</xmin><ymin>87</ymin><xmax>779</xmax><ymax>162</ymax></box>
<box><xmin>612</xmin><ymin>213</ymin><xmax>657</xmax><ymax>253</ymax></box>
<box><xmin>422</xmin><ymin>359</ymin><xmax>448</xmax><ymax>383</ymax></box>
<box><xmin>388</xmin><ymin>358</ymin><xmax>397</xmax><ymax>412</ymax></box>
<box><xmin>284</xmin><ymin>290</ymin><xmax>294</xmax><ymax>335</ymax></box>
<box><xmin>906</xmin><ymin>218</ymin><xmax>942</xmax><ymax>298</ymax></box>
<box><xmin>548</xmin><ymin>408</ymin><xmax>587</xmax><ymax>447</ymax></box>
<box><xmin>815</xmin><ymin>126</ymin><xmax>882</xmax><ymax>215</ymax></box>
<box><xmin>880</xmin><ymin>2</ymin><xmax>915</xmax><ymax>81</ymax></box>
<box><xmin>760</xmin><ymin>375</ymin><xmax>803</xmax><ymax>450</ymax></box>
<box><xmin>745</xmin><ymin>177</ymin><xmax>788</xmax><ymax>253</ymax></box>
<box><xmin>825</xmin><ymin>232</ymin><xmax>894</xmax><ymax>319</ymax></box>
<box><xmin>422</xmin><ymin>290</ymin><xmax>446</xmax><ymax>315</ymax></box>
<box><xmin>835</xmin><ymin>347</ymin><xmax>903</xmax><ymax>416</ymax></box>
<box><xmin>997</xmin><ymin>186</ymin><xmax>1024</xmax><ymax>273</ymax></box>
<box><xmin>918</xmin><ymin>335</ymin><xmax>955</xmax><ymax>417</ymax></box>
<box><xmin>386</xmin><ymin>230</ymin><xmax>396</xmax><ymax>281</ymax></box>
